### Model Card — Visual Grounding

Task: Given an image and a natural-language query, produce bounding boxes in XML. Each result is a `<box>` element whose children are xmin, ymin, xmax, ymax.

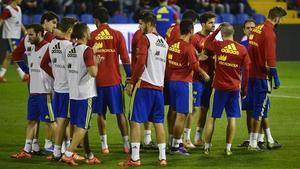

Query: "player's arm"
<box><xmin>0</xmin><ymin>9</ymin><xmax>11</xmax><ymax>26</ymax></box>
<box><xmin>204</xmin><ymin>27</ymin><xmax>221</xmax><ymax>52</ymax></box>
<box><xmin>21</xmin><ymin>24</ymin><xmax>27</xmax><ymax>35</ymax></box>
<box><xmin>265</xmin><ymin>32</ymin><xmax>280</xmax><ymax>89</ymax></box>
<box><xmin>12</xmin><ymin>38</ymin><xmax>29</xmax><ymax>74</ymax></box>
<box><xmin>40</xmin><ymin>48</ymin><xmax>54</xmax><ymax>78</ymax></box>
<box><xmin>84</xmin><ymin>47</ymin><xmax>98</xmax><ymax>77</ymax></box>
<box><xmin>241</xmin><ymin>51</ymin><xmax>251</xmax><ymax>98</ymax></box>
<box><xmin>117</xmin><ymin>32</ymin><xmax>131</xmax><ymax>81</ymax></box>
<box><xmin>187</xmin><ymin>46</ymin><xmax>210</xmax><ymax>82</ymax></box>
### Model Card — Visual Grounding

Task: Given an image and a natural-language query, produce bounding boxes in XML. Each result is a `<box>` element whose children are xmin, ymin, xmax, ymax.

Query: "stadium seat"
<box><xmin>22</xmin><ymin>14</ymin><xmax>31</xmax><ymax>25</ymax></box>
<box><xmin>235</xmin><ymin>14</ymin><xmax>249</xmax><ymax>24</ymax></box>
<box><xmin>32</xmin><ymin>14</ymin><xmax>42</xmax><ymax>24</ymax></box>
<box><xmin>221</xmin><ymin>13</ymin><xmax>236</xmax><ymax>24</ymax></box>
<box><xmin>81</xmin><ymin>14</ymin><xmax>94</xmax><ymax>24</ymax></box>
<box><xmin>65</xmin><ymin>14</ymin><xmax>79</xmax><ymax>21</ymax></box>
<box><xmin>111</xmin><ymin>14</ymin><xmax>128</xmax><ymax>23</ymax></box>
<box><xmin>216</xmin><ymin>15</ymin><xmax>222</xmax><ymax>23</ymax></box>
<box><xmin>253</xmin><ymin>14</ymin><xmax>266</xmax><ymax>24</ymax></box>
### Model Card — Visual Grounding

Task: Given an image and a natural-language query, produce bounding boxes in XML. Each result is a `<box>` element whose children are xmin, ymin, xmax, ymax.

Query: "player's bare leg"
<box><xmin>239</xmin><ymin>110</ymin><xmax>252</xmax><ymax>147</ymax></box>
<box><xmin>44</xmin><ymin>122</ymin><xmax>56</xmax><ymax>152</ymax></box>
<box><xmin>183</xmin><ymin>112</ymin><xmax>195</xmax><ymax>148</ymax></box>
<box><xmin>195</xmin><ymin>106</ymin><xmax>207</xmax><ymax>146</ymax></box>
<box><xmin>97</xmin><ymin>114</ymin><xmax>109</xmax><ymax>154</ymax></box>
<box><xmin>225</xmin><ymin>118</ymin><xmax>236</xmax><ymax>155</ymax></box>
<box><xmin>82</xmin><ymin>132</ymin><xmax>101</xmax><ymax>164</ymax></box>
<box><xmin>204</xmin><ymin>117</ymin><xmax>215</xmax><ymax>154</ymax></box>
<box><xmin>154</xmin><ymin>123</ymin><xmax>167</xmax><ymax>166</ymax></box>
<box><xmin>52</xmin><ymin>118</ymin><xmax>69</xmax><ymax>159</ymax></box>
<box><xmin>31</xmin><ymin>121</ymin><xmax>40</xmax><ymax>153</ymax></box>
<box><xmin>248</xmin><ymin>118</ymin><xmax>261</xmax><ymax>151</ymax></box>
<box><xmin>143</xmin><ymin>122</ymin><xmax>154</xmax><ymax>147</ymax></box>
<box><xmin>116</xmin><ymin>113</ymin><xmax>130</xmax><ymax>153</ymax></box>
<box><xmin>167</xmin><ymin>108</ymin><xmax>176</xmax><ymax>146</ymax></box>
<box><xmin>171</xmin><ymin>113</ymin><xmax>189</xmax><ymax>155</ymax></box>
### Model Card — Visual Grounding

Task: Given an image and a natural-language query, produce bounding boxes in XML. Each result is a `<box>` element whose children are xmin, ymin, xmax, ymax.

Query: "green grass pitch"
<box><xmin>0</xmin><ymin>62</ymin><xmax>300</xmax><ymax>169</ymax></box>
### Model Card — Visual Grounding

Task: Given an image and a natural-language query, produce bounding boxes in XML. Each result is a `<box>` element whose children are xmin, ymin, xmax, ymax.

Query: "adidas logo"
<box><xmin>221</xmin><ymin>43</ymin><xmax>239</xmax><ymax>55</ymax></box>
<box><xmin>157</xmin><ymin>6</ymin><xmax>169</xmax><ymax>14</ymax></box>
<box><xmin>155</xmin><ymin>38</ymin><xmax>166</xmax><ymax>48</ymax></box>
<box><xmin>252</xmin><ymin>25</ymin><xmax>264</xmax><ymax>34</ymax></box>
<box><xmin>67</xmin><ymin>48</ymin><xmax>77</xmax><ymax>58</ymax></box>
<box><xmin>169</xmin><ymin>42</ymin><xmax>180</xmax><ymax>53</ymax></box>
<box><xmin>218</xmin><ymin>55</ymin><xmax>227</xmax><ymax>61</ymax></box>
<box><xmin>95</xmin><ymin>29</ymin><xmax>113</xmax><ymax>40</ymax></box>
<box><xmin>52</xmin><ymin>42</ymin><xmax>62</xmax><ymax>54</ymax></box>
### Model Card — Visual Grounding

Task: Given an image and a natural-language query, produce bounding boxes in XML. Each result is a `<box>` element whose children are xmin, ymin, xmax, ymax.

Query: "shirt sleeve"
<box><xmin>12</xmin><ymin>38</ymin><xmax>26</xmax><ymax>61</ymax></box>
<box><xmin>131</xmin><ymin>35</ymin><xmax>149</xmax><ymax>84</ymax></box>
<box><xmin>0</xmin><ymin>9</ymin><xmax>11</xmax><ymax>20</ymax></box>
<box><xmin>204</xmin><ymin>27</ymin><xmax>221</xmax><ymax>52</ymax></box>
<box><xmin>242</xmin><ymin>49</ymin><xmax>251</xmax><ymax>93</ymax></box>
<box><xmin>83</xmin><ymin>47</ymin><xmax>95</xmax><ymax>67</ymax></box>
<box><xmin>187</xmin><ymin>45</ymin><xmax>200</xmax><ymax>73</ymax></box>
<box><xmin>264</xmin><ymin>31</ymin><xmax>277</xmax><ymax>68</ymax></box>
<box><xmin>40</xmin><ymin>48</ymin><xmax>54</xmax><ymax>78</ymax></box>
<box><xmin>117</xmin><ymin>31</ymin><xmax>130</xmax><ymax>64</ymax></box>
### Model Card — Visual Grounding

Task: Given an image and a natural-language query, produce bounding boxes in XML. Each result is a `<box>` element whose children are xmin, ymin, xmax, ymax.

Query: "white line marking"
<box><xmin>270</xmin><ymin>95</ymin><xmax>300</xmax><ymax>99</ymax></box>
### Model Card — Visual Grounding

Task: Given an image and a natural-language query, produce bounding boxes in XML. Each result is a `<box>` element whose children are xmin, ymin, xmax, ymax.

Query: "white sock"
<box><xmin>44</xmin><ymin>139</ymin><xmax>53</xmax><ymax>149</ymax></box>
<box><xmin>65</xmin><ymin>150</ymin><xmax>73</xmax><ymax>157</ymax></box>
<box><xmin>61</xmin><ymin>141</ymin><xmax>66</xmax><ymax>154</ymax></box>
<box><xmin>123</xmin><ymin>136</ymin><xmax>130</xmax><ymax>148</ymax></box>
<box><xmin>250</xmin><ymin>133</ymin><xmax>258</xmax><ymax>147</ymax></box>
<box><xmin>16</xmin><ymin>67</ymin><xmax>25</xmax><ymax>79</ymax></box>
<box><xmin>194</xmin><ymin>127</ymin><xmax>203</xmax><ymax>142</ymax></box>
<box><xmin>168</xmin><ymin>134</ymin><xmax>173</xmax><ymax>146</ymax></box>
<box><xmin>65</xmin><ymin>140</ymin><xmax>71</xmax><ymax>147</ymax></box>
<box><xmin>226</xmin><ymin>143</ymin><xmax>232</xmax><ymax>150</ymax></box>
<box><xmin>32</xmin><ymin>139</ymin><xmax>40</xmax><ymax>152</ymax></box>
<box><xmin>157</xmin><ymin>143</ymin><xmax>166</xmax><ymax>160</ymax></box>
<box><xmin>0</xmin><ymin>68</ymin><xmax>7</xmax><ymax>77</ymax></box>
<box><xmin>265</xmin><ymin>128</ymin><xmax>274</xmax><ymax>143</ymax></box>
<box><xmin>24</xmin><ymin>139</ymin><xmax>32</xmax><ymax>153</ymax></box>
<box><xmin>54</xmin><ymin>145</ymin><xmax>62</xmax><ymax>157</ymax></box>
<box><xmin>258</xmin><ymin>133</ymin><xmax>265</xmax><ymax>142</ymax></box>
<box><xmin>100</xmin><ymin>135</ymin><xmax>108</xmax><ymax>149</ymax></box>
<box><xmin>204</xmin><ymin>143</ymin><xmax>212</xmax><ymax>149</ymax></box>
<box><xmin>172</xmin><ymin>138</ymin><xmax>181</xmax><ymax>148</ymax></box>
<box><xmin>144</xmin><ymin>130</ymin><xmax>152</xmax><ymax>145</ymax></box>
<box><xmin>85</xmin><ymin>152</ymin><xmax>94</xmax><ymax>160</ymax></box>
<box><xmin>131</xmin><ymin>142</ymin><xmax>140</xmax><ymax>161</ymax></box>
<box><xmin>183</xmin><ymin>128</ymin><xmax>191</xmax><ymax>141</ymax></box>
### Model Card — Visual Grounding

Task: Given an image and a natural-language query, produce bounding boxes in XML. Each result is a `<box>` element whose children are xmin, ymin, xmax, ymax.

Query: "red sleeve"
<box><xmin>83</xmin><ymin>47</ymin><xmax>95</xmax><ymax>67</ymax></box>
<box><xmin>40</xmin><ymin>48</ymin><xmax>53</xmax><ymax>78</ymax></box>
<box><xmin>87</xmin><ymin>33</ymin><xmax>95</xmax><ymax>47</ymax></box>
<box><xmin>191</xmin><ymin>35</ymin><xmax>202</xmax><ymax>52</ymax></box>
<box><xmin>242</xmin><ymin>50</ymin><xmax>251</xmax><ymax>94</ymax></box>
<box><xmin>187</xmin><ymin>45</ymin><xmax>200</xmax><ymax>73</ymax></box>
<box><xmin>173</xmin><ymin>11</ymin><xmax>179</xmax><ymax>20</ymax></box>
<box><xmin>264</xmin><ymin>31</ymin><xmax>277</xmax><ymax>67</ymax></box>
<box><xmin>204</xmin><ymin>27</ymin><xmax>221</xmax><ymax>52</ymax></box>
<box><xmin>0</xmin><ymin>9</ymin><xmax>11</xmax><ymax>20</ymax></box>
<box><xmin>131</xmin><ymin>35</ymin><xmax>149</xmax><ymax>84</ymax></box>
<box><xmin>12</xmin><ymin>38</ymin><xmax>26</xmax><ymax>61</ymax></box>
<box><xmin>117</xmin><ymin>31</ymin><xmax>130</xmax><ymax>64</ymax></box>
<box><xmin>44</xmin><ymin>32</ymin><xmax>55</xmax><ymax>42</ymax></box>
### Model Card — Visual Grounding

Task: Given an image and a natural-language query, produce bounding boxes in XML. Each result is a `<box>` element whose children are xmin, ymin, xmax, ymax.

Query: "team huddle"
<box><xmin>2</xmin><ymin>0</ymin><xmax>287</xmax><ymax>167</ymax></box>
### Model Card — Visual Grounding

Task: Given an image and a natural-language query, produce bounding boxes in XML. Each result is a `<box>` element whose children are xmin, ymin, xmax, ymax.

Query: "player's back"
<box><xmin>153</xmin><ymin>5</ymin><xmax>178</xmax><ymax>37</ymax></box>
<box><xmin>167</xmin><ymin>39</ymin><xmax>197</xmax><ymax>82</ymax></box>
<box><xmin>165</xmin><ymin>23</ymin><xmax>180</xmax><ymax>44</ymax></box>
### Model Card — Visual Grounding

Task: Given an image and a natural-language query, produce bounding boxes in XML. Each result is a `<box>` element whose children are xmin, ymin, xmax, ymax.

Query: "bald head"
<box><xmin>220</xmin><ymin>22</ymin><xmax>234</xmax><ymax>39</ymax></box>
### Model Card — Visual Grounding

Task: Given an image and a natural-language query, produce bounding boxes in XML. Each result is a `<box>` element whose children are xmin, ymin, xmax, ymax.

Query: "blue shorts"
<box><xmin>27</xmin><ymin>94</ymin><xmax>55</xmax><ymax>122</ymax></box>
<box><xmin>129</xmin><ymin>87</ymin><xmax>164</xmax><ymax>123</ymax></box>
<box><xmin>93</xmin><ymin>84</ymin><xmax>124</xmax><ymax>115</ymax></box>
<box><xmin>53</xmin><ymin>92</ymin><xmax>70</xmax><ymax>119</ymax></box>
<box><xmin>163</xmin><ymin>81</ymin><xmax>170</xmax><ymax>105</ymax></box>
<box><xmin>193</xmin><ymin>81</ymin><xmax>212</xmax><ymax>108</ymax></box>
<box><xmin>242</xmin><ymin>78</ymin><xmax>255</xmax><ymax>111</ymax></box>
<box><xmin>212</xmin><ymin>89</ymin><xmax>241</xmax><ymax>118</ymax></box>
<box><xmin>252</xmin><ymin>79</ymin><xmax>270</xmax><ymax>120</ymax></box>
<box><xmin>4</xmin><ymin>38</ymin><xmax>20</xmax><ymax>52</ymax></box>
<box><xmin>70</xmin><ymin>98</ymin><xmax>93</xmax><ymax>129</ymax></box>
<box><xmin>169</xmin><ymin>81</ymin><xmax>193</xmax><ymax>114</ymax></box>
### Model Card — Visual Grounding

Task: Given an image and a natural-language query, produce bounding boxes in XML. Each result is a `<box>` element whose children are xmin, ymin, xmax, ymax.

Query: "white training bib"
<box><xmin>2</xmin><ymin>5</ymin><xmax>22</xmax><ymax>39</ymax></box>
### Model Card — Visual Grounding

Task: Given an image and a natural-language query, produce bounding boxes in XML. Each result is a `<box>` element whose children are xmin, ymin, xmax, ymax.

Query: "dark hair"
<box><xmin>27</xmin><ymin>24</ymin><xmax>44</xmax><ymax>36</ymax></box>
<box><xmin>268</xmin><ymin>7</ymin><xmax>287</xmax><ymax>19</ymax></box>
<box><xmin>141</xmin><ymin>11</ymin><xmax>156</xmax><ymax>26</ymax></box>
<box><xmin>71</xmin><ymin>22</ymin><xmax>88</xmax><ymax>39</ymax></box>
<box><xmin>60</xmin><ymin>17</ymin><xmax>78</xmax><ymax>33</ymax></box>
<box><xmin>199</xmin><ymin>12</ymin><xmax>216</xmax><ymax>24</ymax></box>
<box><xmin>243</xmin><ymin>19</ymin><xmax>256</xmax><ymax>28</ymax></box>
<box><xmin>93</xmin><ymin>7</ymin><xmax>109</xmax><ymax>23</ymax></box>
<box><xmin>41</xmin><ymin>11</ymin><xmax>59</xmax><ymax>24</ymax></box>
<box><xmin>180</xmin><ymin>20</ymin><xmax>194</xmax><ymax>35</ymax></box>
<box><xmin>182</xmin><ymin>10</ymin><xmax>199</xmax><ymax>23</ymax></box>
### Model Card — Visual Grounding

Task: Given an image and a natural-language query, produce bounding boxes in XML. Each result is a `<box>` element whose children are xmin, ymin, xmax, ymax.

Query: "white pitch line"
<box><xmin>270</xmin><ymin>95</ymin><xmax>300</xmax><ymax>99</ymax></box>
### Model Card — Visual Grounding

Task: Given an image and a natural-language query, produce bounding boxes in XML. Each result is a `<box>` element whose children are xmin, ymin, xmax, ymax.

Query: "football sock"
<box><xmin>258</xmin><ymin>133</ymin><xmax>265</xmax><ymax>142</ymax></box>
<box><xmin>195</xmin><ymin>127</ymin><xmax>203</xmax><ymax>142</ymax></box>
<box><xmin>144</xmin><ymin>130</ymin><xmax>152</xmax><ymax>145</ymax></box>
<box><xmin>265</xmin><ymin>128</ymin><xmax>274</xmax><ymax>143</ymax></box>
<box><xmin>158</xmin><ymin>143</ymin><xmax>166</xmax><ymax>160</ymax></box>
<box><xmin>100</xmin><ymin>135</ymin><xmax>108</xmax><ymax>149</ymax></box>
<box><xmin>16</xmin><ymin>67</ymin><xmax>25</xmax><ymax>79</ymax></box>
<box><xmin>184</xmin><ymin>128</ymin><xmax>191</xmax><ymax>141</ymax></box>
<box><xmin>54</xmin><ymin>145</ymin><xmax>62</xmax><ymax>157</ymax></box>
<box><xmin>123</xmin><ymin>135</ymin><xmax>130</xmax><ymax>148</ymax></box>
<box><xmin>0</xmin><ymin>68</ymin><xmax>7</xmax><ymax>77</ymax></box>
<box><xmin>32</xmin><ymin>139</ymin><xmax>40</xmax><ymax>152</ymax></box>
<box><xmin>24</xmin><ymin>139</ymin><xmax>32</xmax><ymax>153</ymax></box>
<box><xmin>131</xmin><ymin>142</ymin><xmax>140</xmax><ymax>161</ymax></box>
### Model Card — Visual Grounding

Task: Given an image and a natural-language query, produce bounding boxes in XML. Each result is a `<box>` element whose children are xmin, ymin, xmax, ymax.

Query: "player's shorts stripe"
<box><xmin>129</xmin><ymin>80</ymin><xmax>141</xmax><ymax>120</ymax></box>
<box><xmin>259</xmin><ymin>94</ymin><xmax>269</xmax><ymax>118</ymax></box>
<box><xmin>67</xmin><ymin>99</ymin><xmax>70</xmax><ymax>118</ymax></box>
<box><xmin>47</xmin><ymin>94</ymin><xmax>55</xmax><ymax>121</ymax></box>
<box><xmin>121</xmin><ymin>84</ymin><xmax>125</xmax><ymax>113</ymax></box>
<box><xmin>238</xmin><ymin>92</ymin><xmax>242</xmax><ymax>112</ymax></box>
<box><xmin>188</xmin><ymin>82</ymin><xmax>193</xmax><ymax>114</ymax></box>
<box><xmin>84</xmin><ymin>98</ymin><xmax>92</xmax><ymax>129</ymax></box>
<box><xmin>267</xmin><ymin>79</ymin><xmax>272</xmax><ymax>93</ymax></box>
